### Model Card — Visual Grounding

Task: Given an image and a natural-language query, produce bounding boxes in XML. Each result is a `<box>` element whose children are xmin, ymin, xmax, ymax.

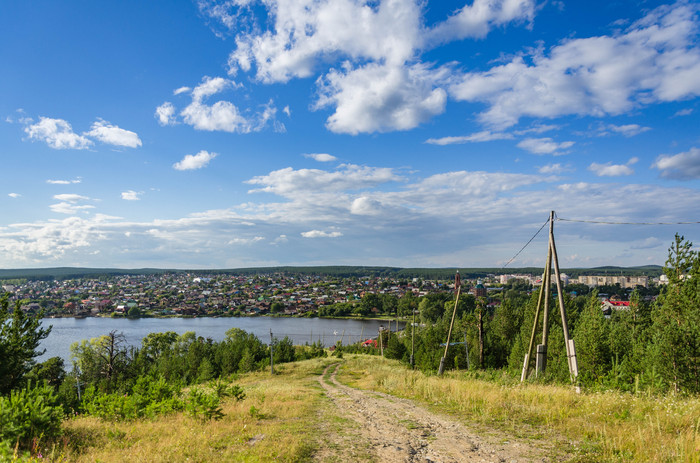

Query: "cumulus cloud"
<box><xmin>301</xmin><ymin>230</ymin><xmax>343</xmax><ymax>238</ymax></box>
<box><xmin>24</xmin><ymin>117</ymin><xmax>92</xmax><ymax>149</ymax></box>
<box><xmin>425</xmin><ymin>131</ymin><xmax>513</xmax><ymax>145</ymax></box>
<box><xmin>3</xmin><ymin>158</ymin><xmax>700</xmax><ymax>267</ymax></box>
<box><xmin>217</xmin><ymin>0</ymin><xmax>535</xmax><ymax>134</ymax></box>
<box><xmin>8</xmin><ymin>193</ymin><xmax>21</xmax><ymax>198</ymax></box>
<box><xmin>121</xmin><ymin>190</ymin><xmax>142</xmax><ymax>201</ymax></box>
<box><xmin>517</xmin><ymin>137</ymin><xmax>574</xmax><ymax>155</ymax></box>
<box><xmin>653</xmin><ymin>147</ymin><xmax>700</xmax><ymax>179</ymax></box>
<box><xmin>426</xmin><ymin>0</ymin><xmax>535</xmax><ymax>43</ymax></box>
<box><xmin>159</xmin><ymin>76</ymin><xmax>282</xmax><ymax>133</ymax></box>
<box><xmin>173</xmin><ymin>150</ymin><xmax>219</xmax><ymax>171</ymax></box>
<box><xmin>84</xmin><ymin>119</ymin><xmax>142</xmax><ymax>148</ymax></box>
<box><xmin>588</xmin><ymin>157</ymin><xmax>638</xmax><ymax>177</ymax></box>
<box><xmin>315</xmin><ymin>62</ymin><xmax>448</xmax><ymax>134</ymax></box>
<box><xmin>449</xmin><ymin>2</ymin><xmax>700</xmax><ymax>128</ymax></box>
<box><xmin>155</xmin><ymin>102</ymin><xmax>177</xmax><ymax>126</ymax></box>
<box><xmin>304</xmin><ymin>153</ymin><xmax>337</xmax><ymax>162</ymax></box>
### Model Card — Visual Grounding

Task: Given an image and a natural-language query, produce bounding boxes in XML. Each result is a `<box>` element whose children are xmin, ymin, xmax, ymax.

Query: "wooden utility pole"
<box><xmin>521</xmin><ymin>211</ymin><xmax>579</xmax><ymax>383</ymax></box>
<box><xmin>438</xmin><ymin>271</ymin><xmax>461</xmax><ymax>376</ymax></box>
<box><xmin>410</xmin><ymin>309</ymin><xmax>416</xmax><ymax>368</ymax></box>
<box><xmin>270</xmin><ymin>329</ymin><xmax>274</xmax><ymax>375</ymax></box>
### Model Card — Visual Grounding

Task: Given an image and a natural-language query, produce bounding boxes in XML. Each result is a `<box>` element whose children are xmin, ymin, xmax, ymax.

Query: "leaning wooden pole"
<box><xmin>521</xmin><ymin>243</ymin><xmax>550</xmax><ymax>381</ymax></box>
<box><xmin>549</xmin><ymin>213</ymin><xmax>579</xmax><ymax>382</ymax></box>
<box><xmin>438</xmin><ymin>271</ymin><xmax>461</xmax><ymax>376</ymax></box>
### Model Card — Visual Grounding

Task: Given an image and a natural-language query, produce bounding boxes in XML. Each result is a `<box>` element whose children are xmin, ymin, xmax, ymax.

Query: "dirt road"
<box><xmin>315</xmin><ymin>363</ymin><xmax>555</xmax><ymax>463</ymax></box>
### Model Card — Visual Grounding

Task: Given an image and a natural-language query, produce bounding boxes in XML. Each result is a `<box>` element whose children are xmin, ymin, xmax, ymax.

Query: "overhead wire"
<box><xmin>502</xmin><ymin>217</ymin><xmax>550</xmax><ymax>269</ymax></box>
<box><xmin>555</xmin><ymin>215</ymin><xmax>700</xmax><ymax>225</ymax></box>
<box><xmin>502</xmin><ymin>212</ymin><xmax>700</xmax><ymax>269</ymax></box>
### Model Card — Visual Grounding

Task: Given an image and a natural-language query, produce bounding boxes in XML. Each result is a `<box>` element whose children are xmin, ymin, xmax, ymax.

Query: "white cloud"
<box><xmin>3</xmin><ymin>160</ymin><xmax>700</xmax><ymax>267</ymax></box>
<box><xmin>450</xmin><ymin>3</ymin><xmax>700</xmax><ymax>128</ymax></box>
<box><xmin>653</xmin><ymin>147</ymin><xmax>700</xmax><ymax>180</ymax></box>
<box><xmin>517</xmin><ymin>137</ymin><xmax>574</xmax><ymax>155</ymax></box>
<box><xmin>228</xmin><ymin>236</ymin><xmax>265</xmax><ymax>245</ymax></box>
<box><xmin>24</xmin><ymin>117</ymin><xmax>92</xmax><ymax>150</ymax></box>
<box><xmin>47</xmin><ymin>178</ymin><xmax>81</xmax><ymax>185</ymax></box>
<box><xmin>283</xmin><ymin>106</ymin><xmax>291</xmax><ymax>117</ymax></box>
<box><xmin>8</xmin><ymin>193</ymin><xmax>21</xmax><ymax>198</ymax></box>
<box><xmin>155</xmin><ymin>102</ymin><xmax>177</xmax><ymax>126</ymax></box>
<box><xmin>85</xmin><ymin>119</ymin><xmax>142</xmax><ymax>148</ymax></box>
<box><xmin>174</xmin><ymin>86</ymin><xmax>191</xmax><ymax>95</ymax></box>
<box><xmin>220</xmin><ymin>0</ymin><xmax>535</xmax><ymax>134</ymax></box>
<box><xmin>588</xmin><ymin>157</ymin><xmax>638</xmax><ymax>177</ymax></box>
<box><xmin>49</xmin><ymin>202</ymin><xmax>95</xmax><ymax>214</ymax></box>
<box><xmin>175</xmin><ymin>76</ymin><xmax>283</xmax><ymax>133</ymax></box>
<box><xmin>426</xmin><ymin>0</ymin><xmax>535</xmax><ymax>43</ymax></box>
<box><xmin>173</xmin><ymin>150</ymin><xmax>219</xmax><ymax>171</ymax></box>
<box><xmin>301</xmin><ymin>230</ymin><xmax>343</xmax><ymax>238</ymax></box>
<box><xmin>425</xmin><ymin>130</ymin><xmax>513</xmax><ymax>145</ymax></box>
<box><xmin>181</xmin><ymin>99</ymin><xmax>250</xmax><ymax>132</ymax></box>
<box><xmin>121</xmin><ymin>190</ymin><xmax>142</xmax><ymax>201</ymax></box>
<box><xmin>315</xmin><ymin>62</ymin><xmax>447</xmax><ymax>134</ymax></box>
<box><xmin>606</xmin><ymin>124</ymin><xmax>651</xmax><ymax>137</ymax></box>
<box><xmin>228</xmin><ymin>0</ymin><xmax>423</xmax><ymax>82</ymax></box>
<box><xmin>246</xmin><ymin>164</ymin><xmax>401</xmax><ymax>197</ymax></box>
<box><xmin>673</xmin><ymin>108</ymin><xmax>693</xmax><ymax>117</ymax></box>
<box><xmin>304</xmin><ymin>153</ymin><xmax>337</xmax><ymax>162</ymax></box>
<box><xmin>271</xmin><ymin>234</ymin><xmax>288</xmax><ymax>245</ymax></box>
<box><xmin>53</xmin><ymin>194</ymin><xmax>90</xmax><ymax>202</ymax></box>
<box><xmin>538</xmin><ymin>163</ymin><xmax>571</xmax><ymax>174</ymax></box>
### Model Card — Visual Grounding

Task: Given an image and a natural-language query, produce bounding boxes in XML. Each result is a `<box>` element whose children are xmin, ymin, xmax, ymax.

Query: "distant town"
<box><xmin>1</xmin><ymin>268</ymin><xmax>665</xmax><ymax>319</ymax></box>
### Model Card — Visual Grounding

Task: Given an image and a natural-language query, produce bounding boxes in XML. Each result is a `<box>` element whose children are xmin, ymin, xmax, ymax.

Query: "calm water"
<box><xmin>38</xmin><ymin>316</ymin><xmax>403</xmax><ymax>364</ymax></box>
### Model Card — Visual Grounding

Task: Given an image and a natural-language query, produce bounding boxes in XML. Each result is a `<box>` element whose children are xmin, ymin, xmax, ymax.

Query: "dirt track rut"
<box><xmin>316</xmin><ymin>363</ymin><xmax>553</xmax><ymax>463</ymax></box>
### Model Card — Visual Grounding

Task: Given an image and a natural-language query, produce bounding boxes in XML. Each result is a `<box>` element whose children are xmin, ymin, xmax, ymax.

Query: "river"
<box><xmin>37</xmin><ymin>316</ymin><xmax>404</xmax><ymax>365</ymax></box>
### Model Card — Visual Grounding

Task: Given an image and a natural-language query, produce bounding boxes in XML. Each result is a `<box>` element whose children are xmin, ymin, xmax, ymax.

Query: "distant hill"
<box><xmin>0</xmin><ymin>264</ymin><xmax>664</xmax><ymax>281</ymax></box>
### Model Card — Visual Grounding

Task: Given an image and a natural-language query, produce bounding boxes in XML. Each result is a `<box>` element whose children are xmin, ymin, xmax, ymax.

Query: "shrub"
<box><xmin>0</xmin><ymin>382</ymin><xmax>63</xmax><ymax>450</ymax></box>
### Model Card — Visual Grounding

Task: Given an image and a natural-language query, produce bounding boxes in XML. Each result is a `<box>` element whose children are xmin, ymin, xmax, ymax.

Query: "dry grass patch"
<box><xmin>336</xmin><ymin>355</ymin><xmax>700</xmax><ymax>463</ymax></box>
<box><xmin>57</xmin><ymin>358</ymin><xmax>337</xmax><ymax>462</ymax></box>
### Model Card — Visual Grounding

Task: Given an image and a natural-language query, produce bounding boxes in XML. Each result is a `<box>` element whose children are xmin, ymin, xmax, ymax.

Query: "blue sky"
<box><xmin>1</xmin><ymin>0</ymin><xmax>699</xmax><ymax>270</ymax></box>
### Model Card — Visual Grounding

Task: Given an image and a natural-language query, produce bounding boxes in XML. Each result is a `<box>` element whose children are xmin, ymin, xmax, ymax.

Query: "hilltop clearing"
<box><xmin>15</xmin><ymin>355</ymin><xmax>699</xmax><ymax>462</ymax></box>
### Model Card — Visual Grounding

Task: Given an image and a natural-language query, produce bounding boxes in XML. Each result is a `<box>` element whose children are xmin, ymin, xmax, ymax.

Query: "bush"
<box><xmin>0</xmin><ymin>382</ymin><xmax>63</xmax><ymax>450</ymax></box>
<box><xmin>185</xmin><ymin>388</ymin><xmax>223</xmax><ymax>421</ymax></box>
<box><xmin>83</xmin><ymin>376</ymin><xmax>183</xmax><ymax>421</ymax></box>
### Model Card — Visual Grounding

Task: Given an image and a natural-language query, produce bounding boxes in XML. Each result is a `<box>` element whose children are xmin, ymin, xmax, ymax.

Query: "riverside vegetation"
<box><xmin>1</xmin><ymin>235</ymin><xmax>699</xmax><ymax>461</ymax></box>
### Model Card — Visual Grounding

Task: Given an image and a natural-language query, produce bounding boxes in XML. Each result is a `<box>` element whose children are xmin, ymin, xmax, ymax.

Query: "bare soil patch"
<box><xmin>315</xmin><ymin>363</ymin><xmax>560</xmax><ymax>463</ymax></box>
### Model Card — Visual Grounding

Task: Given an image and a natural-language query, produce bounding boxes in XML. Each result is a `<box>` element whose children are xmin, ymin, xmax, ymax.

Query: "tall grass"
<box><xmin>56</xmin><ymin>357</ymin><xmax>337</xmax><ymax>462</ymax></box>
<box><xmin>338</xmin><ymin>356</ymin><xmax>700</xmax><ymax>462</ymax></box>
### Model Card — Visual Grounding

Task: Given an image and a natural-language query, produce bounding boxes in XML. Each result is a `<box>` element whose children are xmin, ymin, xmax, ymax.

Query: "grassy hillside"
<box><xmin>20</xmin><ymin>355</ymin><xmax>700</xmax><ymax>462</ymax></box>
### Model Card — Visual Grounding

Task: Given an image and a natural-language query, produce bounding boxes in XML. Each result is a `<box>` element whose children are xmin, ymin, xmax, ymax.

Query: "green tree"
<box><xmin>573</xmin><ymin>294</ymin><xmax>611</xmax><ymax>384</ymax></box>
<box><xmin>0</xmin><ymin>297</ymin><xmax>51</xmax><ymax>394</ymax></box>
<box><xmin>647</xmin><ymin>235</ymin><xmax>700</xmax><ymax>393</ymax></box>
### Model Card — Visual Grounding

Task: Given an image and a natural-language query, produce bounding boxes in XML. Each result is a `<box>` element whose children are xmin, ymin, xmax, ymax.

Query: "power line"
<box><xmin>555</xmin><ymin>215</ymin><xmax>700</xmax><ymax>225</ymax></box>
<box><xmin>502</xmin><ymin>217</ymin><xmax>550</xmax><ymax>269</ymax></box>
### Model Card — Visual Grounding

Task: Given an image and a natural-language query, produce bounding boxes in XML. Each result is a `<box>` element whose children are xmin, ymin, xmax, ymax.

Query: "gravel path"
<box><xmin>315</xmin><ymin>363</ymin><xmax>555</xmax><ymax>463</ymax></box>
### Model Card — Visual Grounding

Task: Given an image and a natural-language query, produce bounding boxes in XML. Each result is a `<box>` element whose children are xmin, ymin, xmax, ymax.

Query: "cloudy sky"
<box><xmin>1</xmin><ymin>0</ymin><xmax>699</xmax><ymax>270</ymax></box>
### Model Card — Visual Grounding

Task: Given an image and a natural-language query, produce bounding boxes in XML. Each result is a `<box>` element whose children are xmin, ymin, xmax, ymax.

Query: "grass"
<box><xmin>22</xmin><ymin>354</ymin><xmax>700</xmax><ymax>462</ymax></box>
<box><xmin>52</xmin><ymin>357</ymin><xmax>339</xmax><ymax>462</ymax></box>
<box><xmin>335</xmin><ymin>355</ymin><xmax>700</xmax><ymax>463</ymax></box>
